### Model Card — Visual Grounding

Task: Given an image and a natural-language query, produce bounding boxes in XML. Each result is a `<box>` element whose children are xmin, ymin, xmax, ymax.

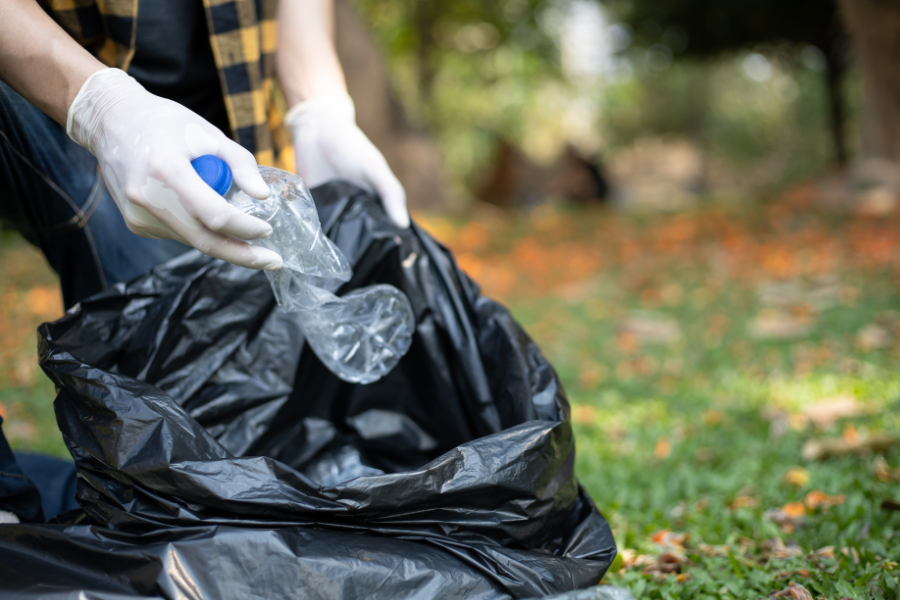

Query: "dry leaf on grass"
<box><xmin>757</xmin><ymin>279</ymin><xmax>842</xmax><ymax>310</ymax></box>
<box><xmin>571</xmin><ymin>404</ymin><xmax>598</xmax><ymax>425</ymax></box>
<box><xmin>856</xmin><ymin>323</ymin><xmax>893</xmax><ymax>351</ymax></box>
<box><xmin>701</xmin><ymin>409</ymin><xmax>723</xmax><ymax>427</ymax></box>
<box><xmin>781</xmin><ymin>502</ymin><xmax>808</xmax><ymax>519</ymax></box>
<box><xmin>618</xmin><ymin>313</ymin><xmax>682</xmax><ymax>344</ymax></box>
<box><xmin>874</xmin><ymin>456</ymin><xmax>900</xmax><ymax>482</ymax></box>
<box><xmin>654</xmin><ymin>438</ymin><xmax>672</xmax><ymax>459</ymax></box>
<box><xmin>775</xmin><ymin>569</ymin><xmax>811</xmax><ymax>580</ymax></box>
<box><xmin>617</xmin><ymin>548</ymin><xmax>652</xmax><ymax>569</ymax></box>
<box><xmin>650</xmin><ymin>529</ymin><xmax>688</xmax><ymax>551</ymax></box>
<box><xmin>841</xmin><ymin>547</ymin><xmax>861</xmax><ymax>564</ymax></box>
<box><xmin>765</xmin><ymin>507</ymin><xmax>804</xmax><ymax>533</ymax></box>
<box><xmin>783</xmin><ymin>466</ymin><xmax>810</xmax><ymax>488</ymax></box>
<box><xmin>749</xmin><ymin>310</ymin><xmax>813</xmax><ymax>340</ymax></box>
<box><xmin>856</xmin><ymin>186</ymin><xmax>899</xmax><ymax>216</ymax></box>
<box><xmin>802</xmin><ymin>432</ymin><xmax>900</xmax><ymax>461</ymax></box>
<box><xmin>697</xmin><ymin>543</ymin><xmax>729</xmax><ymax>557</ymax></box>
<box><xmin>843</xmin><ymin>423</ymin><xmax>860</xmax><ymax>444</ymax></box>
<box><xmin>766</xmin><ymin>491</ymin><xmax>845</xmax><ymax>531</ymax></box>
<box><xmin>765</xmin><ymin>538</ymin><xmax>804</xmax><ymax>560</ymax></box>
<box><xmin>766</xmin><ymin>395</ymin><xmax>870</xmax><ymax>438</ymax></box>
<box><xmin>729</xmin><ymin>495</ymin><xmax>757</xmax><ymax>510</ymax></box>
<box><xmin>772</xmin><ymin>582</ymin><xmax>814</xmax><ymax>600</ymax></box>
<box><xmin>3</xmin><ymin>417</ymin><xmax>37</xmax><ymax>445</ymax></box>
<box><xmin>800</xmin><ymin>395</ymin><xmax>869</xmax><ymax>429</ymax></box>
<box><xmin>578</xmin><ymin>364</ymin><xmax>606</xmax><ymax>390</ymax></box>
<box><xmin>641</xmin><ymin>552</ymin><xmax>684</xmax><ymax>576</ymax></box>
<box><xmin>803</xmin><ymin>490</ymin><xmax>846</xmax><ymax>510</ymax></box>
<box><xmin>764</xmin><ymin>408</ymin><xmax>811</xmax><ymax>438</ymax></box>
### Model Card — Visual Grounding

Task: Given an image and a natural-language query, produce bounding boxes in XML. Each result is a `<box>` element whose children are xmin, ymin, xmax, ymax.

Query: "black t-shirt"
<box><xmin>127</xmin><ymin>0</ymin><xmax>231</xmax><ymax>137</ymax></box>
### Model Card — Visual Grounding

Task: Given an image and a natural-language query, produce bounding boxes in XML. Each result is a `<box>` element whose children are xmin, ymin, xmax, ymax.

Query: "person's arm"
<box><xmin>276</xmin><ymin>0</ymin><xmax>410</xmax><ymax>228</ymax></box>
<box><xmin>0</xmin><ymin>1</ymin><xmax>284</xmax><ymax>271</ymax></box>
<box><xmin>276</xmin><ymin>0</ymin><xmax>347</xmax><ymax>106</ymax></box>
<box><xmin>0</xmin><ymin>0</ymin><xmax>105</xmax><ymax>124</ymax></box>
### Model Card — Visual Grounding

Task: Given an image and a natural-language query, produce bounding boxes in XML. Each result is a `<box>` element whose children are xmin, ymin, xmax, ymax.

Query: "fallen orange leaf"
<box><xmin>654</xmin><ymin>438</ymin><xmax>672</xmax><ymax>459</ymax></box>
<box><xmin>650</xmin><ymin>529</ymin><xmax>669</xmax><ymax>544</ymax></box>
<box><xmin>650</xmin><ymin>529</ymin><xmax>688</xmax><ymax>551</ymax></box>
<box><xmin>769</xmin><ymin>537</ymin><xmax>804</xmax><ymax>559</ymax></box>
<box><xmin>804</xmin><ymin>490</ymin><xmax>846</xmax><ymax>510</ymax></box>
<box><xmin>702</xmin><ymin>409</ymin><xmax>723</xmax><ymax>427</ymax></box>
<box><xmin>783</xmin><ymin>466</ymin><xmax>810</xmax><ymax>488</ymax></box>
<box><xmin>781</xmin><ymin>501</ymin><xmax>807</xmax><ymax>519</ymax></box>
<box><xmin>800</xmin><ymin>395</ymin><xmax>867</xmax><ymax>428</ymax></box>
<box><xmin>843</xmin><ymin>423</ymin><xmax>860</xmax><ymax>444</ymax></box>
<box><xmin>578</xmin><ymin>365</ymin><xmax>605</xmax><ymax>390</ymax></box>
<box><xmin>616</xmin><ymin>330</ymin><xmax>640</xmax><ymax>354</ymax></box>
<box><xmin>454</xmin><ymin>222</ymin><xmax>490</xmax><ymax>252</ymax></box>
<box><xmin>572</xmin><ymin>405</ymin><xmax>597</xmax><ymax>425</ymax></box>
<box><xmin>874</xmin><ymin>456</ymin><xmax>900</xmax><ymax>482</ymax></box>
<box><xmin>26</xmin><ymin>286</ymin><xmax>62</xmax><ymax>316</ymax></box>
<box><xmin>729</xmin><ymin>495</ymin><xmax>757</xmax><ymax>510</ymax></box>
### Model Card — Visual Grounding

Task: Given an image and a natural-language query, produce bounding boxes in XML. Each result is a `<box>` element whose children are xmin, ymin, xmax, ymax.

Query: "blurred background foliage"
<box><xmin>348</xmin><ymin>0</ymin><xmax>861</xmax><ymax>207</ymax></box>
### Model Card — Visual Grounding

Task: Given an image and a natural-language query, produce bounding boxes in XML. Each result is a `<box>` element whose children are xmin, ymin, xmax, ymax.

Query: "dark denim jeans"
<box><xmin>0</xmin><ymin>81</ymin><xmax>189</xmax><ymax>521</ymax></box>
<box><xmin>0</xmin><ymin>80</ymin><xmax>188</xmax><ymax>307</ymax></box>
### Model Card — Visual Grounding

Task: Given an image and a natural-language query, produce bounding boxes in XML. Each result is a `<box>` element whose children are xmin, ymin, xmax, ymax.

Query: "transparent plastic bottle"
<box><xmin>191</xmin><ymin>155</ymin><xmax>414</xmax><ymax>384</ymax></box>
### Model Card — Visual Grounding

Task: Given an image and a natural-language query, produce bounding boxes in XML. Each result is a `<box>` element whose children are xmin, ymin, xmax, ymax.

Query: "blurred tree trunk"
<box><xmin>837</xmin><ymin>0</ymin><xmax>900</xmax><ymax>162</ymax></box>
<box><xmin>412</xmin><ymin>1</ymin><xmax>440</xmax><ymax>103</ymax></box>
<box><xmin>333</xmin><ymin>0</ymin><xmax>446</xmax><ymax>211</ymax></box>
<box><xmin>820</xmin><ymin>34</ymin><xmax>849</xmax><ymax>165</ymax></box>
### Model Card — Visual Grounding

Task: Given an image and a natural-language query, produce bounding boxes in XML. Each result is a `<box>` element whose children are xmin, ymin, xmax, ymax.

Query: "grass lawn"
<box><xmin>3</xmin><ymin>183</ymin><xmax>900</xmax><ymax>598</ymax></box>
<box><xmin>0</xmin><ymin>230</ymin><xmax>67</xmax><ymax>457</ymax></box>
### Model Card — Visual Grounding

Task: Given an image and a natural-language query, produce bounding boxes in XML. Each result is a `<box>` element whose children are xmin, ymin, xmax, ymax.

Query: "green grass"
<box><xmin>492</xmin><ymin>200</ymin><xmax>900</xmax><ymax>598</ymax></box>
<box><xmin>0</xmin><ymin>231</ymin><xmax>68</xmax><ymax>458</ymax></box>
<box><xmin>3</xmin><ymin>194</ymin><xmax>900</xmax><ymax>598</ymax></box>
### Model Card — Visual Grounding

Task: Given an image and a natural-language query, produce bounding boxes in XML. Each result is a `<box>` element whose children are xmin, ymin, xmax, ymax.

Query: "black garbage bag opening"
<box><xmin>0</xmin><ymin>182</ymin><xmax>616</xmax><ymax>600</ymax></box>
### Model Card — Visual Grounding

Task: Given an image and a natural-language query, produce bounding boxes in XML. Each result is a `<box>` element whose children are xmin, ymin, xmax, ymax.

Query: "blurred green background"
<box><xmin>4</xmin><ymin>0</ymin><xmax>900</xmax><ymax>597</ymax></box>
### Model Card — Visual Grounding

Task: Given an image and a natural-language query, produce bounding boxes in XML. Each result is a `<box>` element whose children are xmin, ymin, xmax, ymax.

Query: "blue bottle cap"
<box><xmin>191</xmin><ymin>155</ymin><xmax>233</xmax><ymax>197</ymax></box>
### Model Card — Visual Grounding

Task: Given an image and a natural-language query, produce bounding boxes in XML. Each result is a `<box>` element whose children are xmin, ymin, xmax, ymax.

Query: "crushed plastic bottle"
<box><xmin>191</xmin><ymin>155</ymin><xmax>414</xmax><ymax>384</ymax></box>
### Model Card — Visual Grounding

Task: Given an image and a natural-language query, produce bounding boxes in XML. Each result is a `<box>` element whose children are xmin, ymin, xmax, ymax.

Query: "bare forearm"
<box><xmin>0</xmin><ymin>0</ymin><xmax>105</xmax><ymax>125</ymax></box>
<box><xmin>276</xmin><ymin>0</ymin><xmax>347</xmax><ymax>107</ymax></box>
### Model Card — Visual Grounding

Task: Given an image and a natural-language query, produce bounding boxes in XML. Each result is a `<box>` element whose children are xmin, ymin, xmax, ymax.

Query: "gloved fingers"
<box><xmin>290</xmin><ymin>117</ymin><xmax>409</xmax><ymax>227</ymax></box>
<box><xmin>170</xmin><ymin>217</ymin><xmax>283</xmax><ymax>271</ymax></box>
<box><xmin>216</xmin><ymin>142</ymin><xmax>272</xmax><ymax>200</ymax></box>
<box><xmin>363</xmin><ymin>157</ymin><xmax>409</xmax><ymax>228</ymax></box>
<box><xmin>293</xmin><ymin>139</ymin><xmax>344</xmax><ymax>190</ymax></box>
<box><xmin>160</xmin><ymin>162</ymin><xmax>274</xmax><ymax>241</ymax></box>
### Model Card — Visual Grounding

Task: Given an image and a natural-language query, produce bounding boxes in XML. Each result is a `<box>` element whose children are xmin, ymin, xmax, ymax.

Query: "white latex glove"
<box><xmin>67</xmin><ymin>68</ymin><xmax>283</xmax><ymax>271</ymax></box>
<box><xmin>286</xmin><ymin>93</ymin><xmax>409</xmax><ymax>228</ymax></box>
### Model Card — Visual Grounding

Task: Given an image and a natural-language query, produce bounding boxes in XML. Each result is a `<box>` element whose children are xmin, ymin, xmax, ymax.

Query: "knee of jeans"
<box><xmin>0</xmin><ymin>81</ymin><xmax>100</xmax><ymax>223</ymax></box>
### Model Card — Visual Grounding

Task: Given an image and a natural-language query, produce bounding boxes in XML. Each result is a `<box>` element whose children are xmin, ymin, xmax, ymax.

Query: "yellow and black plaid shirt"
<box><xmin>40</xmin><ymin>0</ymin><xmax>292</xmax><ymax>169</ymax></box>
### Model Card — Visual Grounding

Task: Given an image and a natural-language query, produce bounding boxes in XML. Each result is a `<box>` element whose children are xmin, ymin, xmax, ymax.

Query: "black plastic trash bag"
<box><xmin>0</xmin><ymin>182</ymin><xmax>616</xmax><ymax>599</ymax></box>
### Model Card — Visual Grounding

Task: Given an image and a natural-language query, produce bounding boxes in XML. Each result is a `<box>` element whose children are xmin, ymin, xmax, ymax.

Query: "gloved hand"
<box><xmin>67</xmin><ymin>68</ymin><xmax>283</xmax><ymax>270</ymax></box>
<box><xmin>286</xmin><ymin>93</ymin><xmax>409</xmax><ymax>228</ymax></box>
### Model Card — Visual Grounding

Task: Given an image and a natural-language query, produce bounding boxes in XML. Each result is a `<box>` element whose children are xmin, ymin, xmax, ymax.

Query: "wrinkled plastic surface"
<box><xmin>230</xmin><ymin>167</ymin><xmax>414</xmax><ymax>384</ymax></box>
<box><xmin>0</xmin><ymin>182</ymin><xmax>616</xmax><ymax>599</ymax></box>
